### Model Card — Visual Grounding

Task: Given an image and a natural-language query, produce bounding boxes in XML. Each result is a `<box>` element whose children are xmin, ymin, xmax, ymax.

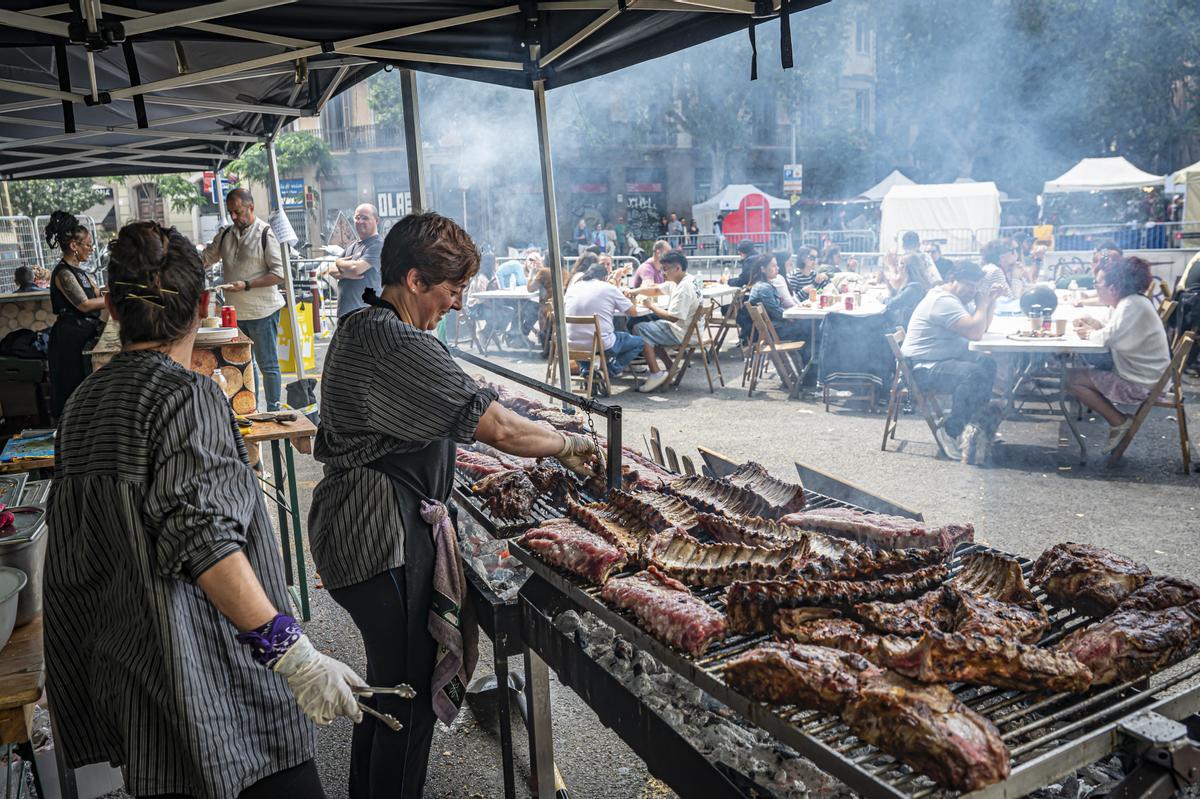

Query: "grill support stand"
<box><xmin>1094</xmin><ymin>711</ymin><xmax>1200</xmax><ymax>799</ymax></box>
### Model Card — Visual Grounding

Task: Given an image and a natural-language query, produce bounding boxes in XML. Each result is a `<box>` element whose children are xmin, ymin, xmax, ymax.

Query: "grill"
<box><xmin>462</xmin><ymin>475</ymin><xmax>1200</xmax><ymax>798</ymax></box>
<box><xmin>449</xmin><ymin>354</ymin><xmax>1200</xmax><ymax>798</ymax></box>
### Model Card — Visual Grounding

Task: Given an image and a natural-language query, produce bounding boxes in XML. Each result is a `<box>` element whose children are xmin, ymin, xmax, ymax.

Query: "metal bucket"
<box><xmin>0</xmin><ymin>506</ymin><xmax>47</xmax><ymax>626</ymax></box>
<box><xmin>0</xmin><ymin>566</ymin><xmax>27</xmax><ymax>652</ymax></box>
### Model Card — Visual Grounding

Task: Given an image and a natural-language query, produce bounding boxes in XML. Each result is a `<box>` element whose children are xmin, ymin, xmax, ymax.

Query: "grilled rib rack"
<box><xmin>468</xmin><ymin>475</ymin><xmax>1200</xmax><ymax>798</ymax></box>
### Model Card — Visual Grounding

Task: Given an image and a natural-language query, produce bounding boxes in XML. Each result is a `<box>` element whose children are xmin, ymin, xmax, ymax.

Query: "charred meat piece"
<box><xmin>953</xmin><ymin>550</ymin><xmax>1038</xmax><ymax>605</ymax></box>
<box><xmin>645</xmin><ymin>531</ymin><xmax>806</xmax><ymax>587</ymax></box>
<box><xmin>662</xmin><ymin>474</ymin><xmax>779</xmax><ymax>520</ymax></box>
<box><xmin>565</xmin><ymin>497</ymin><xmax>656</xmax><ymax>559</ymax></box>
<box><xmin>946</xmin><ymin>586</ymin><xmax>1049</xmax><ymax>644</ymax></box>
<box><xmin>608</xmin><ymin>489</ymin><xmax>701</xmax><ymax>533</ymax></box>
<box><xmin>723</xmin><ymin>642</ymin><xmax>1011</xmax><ymax>791</ymax></box>
<box><xmin>1055</xmin><ymin>599</ymin><xmax>1200</xmax><ymax>685</ymax></box>
<box><xmin>622</xmin><ymin>448</ymin><xmax>677</xmax><ymax>487</ymax></box>
<box><xmin>854</xmin><ymin>585</ymin><xmax>1048</xmax><ymax>644</ymax></box>
<box><xmin>722</xmin><ymin>641</ymin><xmax>882</xmax><ymax>711</ymax></box>
<box><xmin>518</xmin><ymin>519</ymin><xmax>628</xmax><ymax>584</ymax></box>
<box><xmin>600</xmin><ymin>566</ymin><xmax>728</xmax><ymax>655</ymax></box>
<box><xmin>781</xmin><ymin>507</ymin><xmax>973</xmax><ymax>552</ymax></box>
<box><xmin>524</xmin><ymin>463</ymin><xmax>579</xmax><ymax>504</ymax></box>
<box><xmin>725</xmin><ymin>564</ymin><xmax>949</xmax><ymax>634</ymax></box>
<box><xmin>696</xmin><ymin>512</ymin><xmax>865</xmax><ymax>562</ymax></box>
<box><xmin>843</xmin><ymin>671</ymin><xmax>1010</xmax><ymax>791</ymax></box>
<box><xmin>797</xmin><ymin>546</ymin><xmax>946</xmax><ymax>581</ymax></box>
<box><xmin>781</xmin><ymin>619</ymin><xmax>1092</xmax><ymax>693</ymax></box>
<box><xmin>1032</xmin><ymin>543</ymin><xmax>1152</xmax><ymax>616</ymax></box>
<box><xmin>1116</xmin><ymin>576</ymin><xmax>1200</xmax><ymax>612</ymax></box>
<box><xmin>471</xmin><ymin>469</ymin><xmax>537</xmax><ymax>519</ymax></box>
<box><xmin>726</xmin><ymin>461</ymin><xmax>807</xmax><ymax>515</ymax></box>
<box><xmin>853</xmin><ymin>590</ymin><xmax>954</xmax><ymax>636</ymax></box>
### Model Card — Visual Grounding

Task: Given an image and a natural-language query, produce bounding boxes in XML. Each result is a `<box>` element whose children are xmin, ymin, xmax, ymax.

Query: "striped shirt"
<box><xmin>45</xmin><ymin>350</ymin><xmax>314</xmax><ymax>799</ymax></box>
<box><xmin>309</xmin><ymin>304</ymin><xmax>497</xmax><ymax>590</ymax></box>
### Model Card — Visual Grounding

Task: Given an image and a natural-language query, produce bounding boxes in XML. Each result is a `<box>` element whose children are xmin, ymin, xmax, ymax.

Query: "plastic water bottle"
<box><xmin>721</xmin><ymin>267</ymin><xmax>730</xmax><ymax>284</ymax></box>
<box><xmin>1068</xmin><ymin>279</ymin><xmax>1079</xmax><ymax>305</ymax></box>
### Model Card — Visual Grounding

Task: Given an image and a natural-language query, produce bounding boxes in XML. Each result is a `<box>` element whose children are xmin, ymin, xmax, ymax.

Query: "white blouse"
<box><xmin>1092</xmin><ymin>294</ymin><xmax>1170</xmax><ymax>387</ymax></box>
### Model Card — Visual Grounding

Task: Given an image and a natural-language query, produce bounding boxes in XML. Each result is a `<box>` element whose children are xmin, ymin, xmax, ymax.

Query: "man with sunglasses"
<box><xmin>325</xmin><ymin>203</ymin><xmax>383</xmax><ymax>320</ymax></box>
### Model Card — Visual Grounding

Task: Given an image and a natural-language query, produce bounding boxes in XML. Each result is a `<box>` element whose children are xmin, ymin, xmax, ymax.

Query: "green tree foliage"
<box><xmin>227</xmin><ymin>131</ymin><xmax>335</xmax><ymax>187</ymax></box>
<box><xmin>146</xmin><ymin>174</ymin><xmax>207</xmax><ymax>214</ymax></box>
<box><xmin>8</xmin><ymin>178</ymin><xmax>105</xmax><ymax>218</ymax></box>
<box><xmin>367</xmin><ymin>70</ymin><xmax>404</xmax><ymax>127</ymax></box>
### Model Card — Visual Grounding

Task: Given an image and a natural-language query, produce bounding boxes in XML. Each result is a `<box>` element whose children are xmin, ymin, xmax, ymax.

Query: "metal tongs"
<box><xmin>351</xmin><ymin>684</ymin><xmax>417</xmax><ymax>732</ymax></box>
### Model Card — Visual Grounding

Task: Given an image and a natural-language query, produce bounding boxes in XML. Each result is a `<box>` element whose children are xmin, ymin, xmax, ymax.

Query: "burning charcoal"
<box><xmin>613</xmin><ymin>635</ymin><xmax>634</xmax><ymax>661</ymax></box>
<box><xmin>553</xmin><ymin>610</ymin><xmax>582</xmax><ymax>637</ymax></box>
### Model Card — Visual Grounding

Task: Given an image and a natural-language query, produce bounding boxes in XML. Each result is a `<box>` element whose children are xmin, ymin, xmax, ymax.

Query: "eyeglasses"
<box><xmin>353</xmin><ymin>215</ymin><xmax>374</xmax><ymax>221</ymax></box>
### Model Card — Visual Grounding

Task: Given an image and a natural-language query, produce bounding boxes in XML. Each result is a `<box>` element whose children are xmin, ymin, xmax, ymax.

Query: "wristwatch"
<box><xmin>241</xmin><ymin>280</ymin><xmax>250</xmax><ymax>291</ymax></box>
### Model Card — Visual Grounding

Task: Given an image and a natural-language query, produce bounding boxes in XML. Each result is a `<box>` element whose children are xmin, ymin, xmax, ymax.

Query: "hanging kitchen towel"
<box><xmin>421</xmin><ymin>499</ymin><xmax>479</xmax><ymax>725</ymax></box>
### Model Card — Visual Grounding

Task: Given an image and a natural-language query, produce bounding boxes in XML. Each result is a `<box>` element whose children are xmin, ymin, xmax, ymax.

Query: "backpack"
<box><xmin>0</xmin><ymin>328</ymin><xmax>48</xmax><ymax>360</ymax></box>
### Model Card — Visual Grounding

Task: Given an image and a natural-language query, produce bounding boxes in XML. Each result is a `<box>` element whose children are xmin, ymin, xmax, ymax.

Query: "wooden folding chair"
<box><xmin>546</xmin><ymin>314</ymin><xmax>611</xmax><ymax>397</ymax></box>
<box><xmin>880</xmin><ymin>328</ymin><xmax>949</xmax><ymax>457</ymax></box>
<box><xmin>708</xmin><ymin>286</ymin><xmax>746</xmax><ymax>356</ymax></box>
<box><xmin>1106</xmin><ymin>331</ymin><xmax>1195</xmax><ymax>472</ymax></box>
<box><xmin>664</xmin><ymin>305</ymin><xmax>724</xmax><ymax>392</ymax></box>
<box><xmin>745</xmin><ymin>303</ymin><xmax>806</xmax><ymax>398</ymax></box>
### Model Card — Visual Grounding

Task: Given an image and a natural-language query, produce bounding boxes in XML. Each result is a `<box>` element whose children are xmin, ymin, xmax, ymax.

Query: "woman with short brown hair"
<box><xmin>310</xmin><ymin>212</ymin><xmax>601</xmax><ymax>798</ymax></box>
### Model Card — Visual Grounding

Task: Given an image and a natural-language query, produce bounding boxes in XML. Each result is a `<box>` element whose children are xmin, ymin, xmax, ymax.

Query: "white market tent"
<box><xmin>1043</xmin><ymin>157</ymin><xmax>1163</xmax><ymax>193</ymax></box>
<box><xmin>691</xmin><ymin>184</ymin><xmax>790</xmax><ymax>236</ymax></box>
<box><xmin>879</xmin><ymin>182</ymin><xmax>1001</xmax><ymax>253</ymax></box>
<box><xmin>856</xmin><ymin>169</ymin><xmax>914</xmax><ymax>202</ymax></box>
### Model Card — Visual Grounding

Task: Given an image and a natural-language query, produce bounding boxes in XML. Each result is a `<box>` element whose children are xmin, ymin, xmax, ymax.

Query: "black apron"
<box><xmin>48</xmin><ymin>260</ymin><xmax>102</xmax><ymax>418</ymax></box>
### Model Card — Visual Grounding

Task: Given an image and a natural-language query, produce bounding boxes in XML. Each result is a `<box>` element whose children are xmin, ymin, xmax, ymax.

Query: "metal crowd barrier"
<box><xmin>0</xmin><ymin>215</ymin><xmax>45</xmax><ymax>293</ymax></box>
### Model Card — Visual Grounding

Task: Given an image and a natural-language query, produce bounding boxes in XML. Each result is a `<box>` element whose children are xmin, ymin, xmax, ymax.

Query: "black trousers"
<box><xmin>912</xmin><ymin>354</ymin><xmax>998</xmax><ymax>438</ymax></box>
<box><xmin>145</xmin><ymin>759</ymin><xmax>325</xmax><ymax>798</ymax></box>
<box><xmin>331</xmin><ymin>568</ymin><xmax>438</xmax><ymax>799</ymax></box>
<box><xmin>48</xmin><ymin>314</ymin><xmax>98</xmax><ymax>418</ymax></box>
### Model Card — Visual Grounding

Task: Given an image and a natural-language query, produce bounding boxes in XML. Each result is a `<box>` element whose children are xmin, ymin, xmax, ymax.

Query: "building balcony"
<box><xmin>319</xmin><ymin>124</ymin><xmax>406</xmax><ymax>153</ymax></box>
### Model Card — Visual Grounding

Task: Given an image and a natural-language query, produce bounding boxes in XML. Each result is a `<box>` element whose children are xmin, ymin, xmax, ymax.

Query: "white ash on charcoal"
<box><xmin>456</xmin><ymin>515</ymin><xmax>529</xmax><ymax>601</ymax></box>
<box><xmin>553</xmin><ymin>610</ymin><xmax>856</xmax><ymax>799</ymax></box>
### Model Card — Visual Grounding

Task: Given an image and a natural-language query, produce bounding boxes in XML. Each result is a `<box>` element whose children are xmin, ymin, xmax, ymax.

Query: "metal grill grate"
<box><xmin>481</xmin><ymin>478</ymin><xmax>1200</xmax><ymax>799</ymax></box>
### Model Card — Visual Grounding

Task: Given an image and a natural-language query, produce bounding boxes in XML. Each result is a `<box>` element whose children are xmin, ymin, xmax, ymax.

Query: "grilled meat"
<box><xmin>725</xmin><ymin>564</ymin><xmax>949</xmax><ymax>634</ymax></box>
<box><xmin>524</xmin><ymin>463</ymin><xmax>579</xmax><ymax>504</ymax></box>
<box><xmin>1032</xmin><ymin>543</ymin><xmax>1152</xmax><ymax>616</ymax></box>
<box><xmin>565</xmin><ymin>497</ymin><xmax>656</xmax><ymax>559</ymax></box>
<box><xmin>946</xmin><ymin>587</ymin><xmax>1049</xmax><ymax>644</ymax></box>
<box><xmin>600</xmin><ymin>566</ymin><xmax>728</xmax><ymax>655</ymax></box>
<box><xmin>854</xmin><ymin>584</ymin><xmax>1048</xmax><ymax>643</ymax></box>
<box><xmin>456</xmin><ymin>449</ymin><xmax>518</xmax><ymax>478</ymax></box>
<box><xmin>843</xmin><ymin>670</ymin><xmax>1010</xmax><ymax>791</ymax></box>
<box><xmin>853</xmin><ymin>590</ymin><xmax>953</xmax><ymax>636</ymax></box>
<box><xmin>781</xmin><ymin>507</ymin><xmax>973</xmax><ymax>552</ymax></box>
<box><xmin>471</xmin><ymin>469</ymin><xmax>537</xmax><ymax>519</ymax></box>
<box><xmin>797</xmin><ymin>546</ymin><xmax>946</xmax><ymax>581</ymax></box>
<box><xmin>722</xmin><ymin>641</ymin><xmax>882</xmax><ymax>711</ymax></box>
<box><xmin>780</xmin><ymin>618</ymin><xmax>1091</xmax><ymax>692</ymax></box>
<box><xmin>726</xmin><ymin>461</ymin><xmax>807</xmax><ymax>515</ymax></box>
<box><xmin>696</xmin><ymin>512</ymin><xmax>866</xmax><ymax>563</ymax></box>
<box><xmin>518</xmin><ymin>519</ymin><xmax>628</xmax><ymax>584</ymax></box>
<box><xmin>608</xmin><ymin>489</ymin><xmax>701</xmax><ymax>533</ymax></box>
<box><xmin>645</xmin><ymin>531</ymin><xmax>806</xmax><ymax>587</ymax></box>
<box><xmin>662</xmin><ymin>474</ymin><xmax>779</xmax><ymax>519</ymax></box>
<box><xmin>954</xmin><ymin>550</ymin><xmax>1038</xmax><ymax>605</ymax></box>
<box><xmin>622</xmin><ymin>448</ymin><xmax>677</xmax><ymax>487</ymax></box>
<box><xmin>1116</xmin><ymin>575</ymin><xmax>1200</xmax><ymax>612</ymax></box>
<box><xmin>723</xmin><ymin>642</ymin><xmax>1010</xmax><ymax>791</ymax></box>
<box><xmin>1056</xmin><ymin>599</ymin><xmax>1200</xmax><ymax>685</ymax></box>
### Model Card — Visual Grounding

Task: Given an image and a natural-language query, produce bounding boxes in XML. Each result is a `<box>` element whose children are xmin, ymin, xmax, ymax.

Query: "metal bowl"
<box><xmin>0</xmin><ymin>566</ymin><xmax>27</xmax><ymax>652</ymax></box>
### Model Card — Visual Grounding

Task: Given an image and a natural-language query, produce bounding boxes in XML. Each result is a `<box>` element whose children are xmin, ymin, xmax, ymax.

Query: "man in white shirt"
<box><xmin>901</xmin><ymin>261</ymin><xmax>1003</xmax><ymax>459</ymax></box>
<box><xmin>202</xmin><ymin>188</ymin><xmax>286</xmax><ymax>410</ymax></box>
<box><xmin>633</xmin><ymin>252</ymin><xmax>701</xmax><ymax>392</ymax></box>
<box><xmin>900</xmin><ymin>230</ymin><xmax>943</xmax><ymax>287</ymax></box>
<box><xmin>565</xmin><ymin>263</ymin><xmax>669</xmax><ymax>392</ymax></box>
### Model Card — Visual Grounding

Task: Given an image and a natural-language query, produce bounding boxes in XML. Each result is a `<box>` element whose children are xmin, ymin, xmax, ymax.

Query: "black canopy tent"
<box><xmin>0</xmin><ymin>0</ymin><xmax>822</xmax><ymax>394</ymax></box>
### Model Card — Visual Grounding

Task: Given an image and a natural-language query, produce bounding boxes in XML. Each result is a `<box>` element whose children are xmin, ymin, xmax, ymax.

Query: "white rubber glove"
<box><xmin>273</xmin><ymin>634</ymin><xmax>367</xmax><ymax>725</ymax></box>
<box><xmin>556</xmin><ymin>432</ymin><xmax>605</xmax><ymax>479</ymax></box>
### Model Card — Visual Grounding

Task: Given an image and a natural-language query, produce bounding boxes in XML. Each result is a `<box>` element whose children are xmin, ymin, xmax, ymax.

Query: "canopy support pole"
<box><xmin>215</xmin><ymin>168</ymin><xmax>229</xmax><ymax>226</ymax></box>
<box><xmin>399</xmin><ymin>68</ymin><xmax>426</xmax><ymax>212</ymax></box>
<box><xmin>532</xmin><ymin>78</ymin><xmax>572</xmax><ymax>394</ymax></box>
<box><xmin>265</xmin><ymin>136</ymin><xmax>308</xmax><ymax>384</ymax></box>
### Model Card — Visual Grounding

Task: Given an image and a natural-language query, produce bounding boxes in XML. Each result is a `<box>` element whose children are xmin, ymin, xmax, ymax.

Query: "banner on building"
<box><xmin>280</xmin><ymin>178</ymin><xmax>306</xmax><ymax>209</ymax></box>
<box><xmin>376</xmin><ymin>190</ymin><xmax>412</xmax><ymax>218</ymax></box>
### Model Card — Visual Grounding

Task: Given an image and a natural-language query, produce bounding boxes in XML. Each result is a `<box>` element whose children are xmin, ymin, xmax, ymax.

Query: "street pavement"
<box><xmin>103</xmin><ymin>337</ymin><xmax>1200</xmax><ymax>799</ymax></box>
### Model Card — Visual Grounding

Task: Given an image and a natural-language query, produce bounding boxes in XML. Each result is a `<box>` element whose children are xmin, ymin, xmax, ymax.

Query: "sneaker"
<box><xmin>638</xmin><ymin>370</ymin><xmax>670</xmax><ymax>393</ymax></box>
<box><xmin>1101</xmin><ymin>417</ymin><xmax>1134</xmax><ymax>454</ymax></box>
<box><xmin>935</xmin><ymin>425</ymin><xmax>962</xmax><ymax>460</ymax></box>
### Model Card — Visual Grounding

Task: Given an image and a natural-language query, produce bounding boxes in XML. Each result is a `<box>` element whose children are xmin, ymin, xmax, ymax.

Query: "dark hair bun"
<box><xmin>45</xmin><ymin>210</ymin><xmax>84</xmax><ymax>250</ymax></box>
<box><xmin>108</xmin><ymin>222</ymin><xmax>205</xmax><ymax>346</ymax></box>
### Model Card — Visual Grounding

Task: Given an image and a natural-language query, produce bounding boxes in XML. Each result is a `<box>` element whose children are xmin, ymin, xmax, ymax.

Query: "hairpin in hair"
<box><xmin>127</xmin><ymin>293</ymin><xmax>165</xmax><ymax>309</ymax></box>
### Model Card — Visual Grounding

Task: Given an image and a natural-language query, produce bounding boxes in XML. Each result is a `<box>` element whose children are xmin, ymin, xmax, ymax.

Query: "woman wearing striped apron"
<box><xmin>46</xmin><ymin>221</ymin><xmax>365</xmax><ymax>798</ymax></box>
<box><xmin>309</xmin><ymin>211</ymin><xmax>602</xmax><ymax>798</ymax></box>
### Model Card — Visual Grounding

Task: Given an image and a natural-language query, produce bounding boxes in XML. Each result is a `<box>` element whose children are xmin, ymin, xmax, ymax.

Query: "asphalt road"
<box><xmin>104</xmin><ymin>335</ymin><xmax>1200</xmax><ymax>799</ymax></box>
